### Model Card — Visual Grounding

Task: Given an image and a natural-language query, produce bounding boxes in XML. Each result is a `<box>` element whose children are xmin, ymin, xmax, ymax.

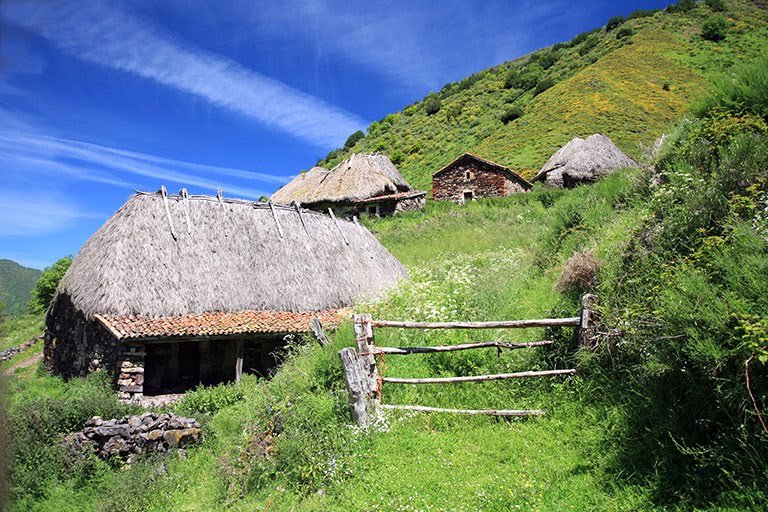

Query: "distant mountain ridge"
<box><xmin>0</xmin><ymin>259</ymin><xmax>41</xmax><ymax>315</ymax></box>
<box><xmin>317</xmin><ymin>0</ymin><xmax>768</xmax><ymax>192</ymax></box>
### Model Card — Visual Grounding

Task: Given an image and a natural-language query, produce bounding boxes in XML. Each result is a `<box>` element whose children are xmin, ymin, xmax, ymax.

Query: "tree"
<box><xmin>343</xmin><ymin>130</ymin><xmax>365</xmax><ymax>150</ymax></box>
<box><xmin>676</xmin><ymin>0</ymin><xmax>696</xmax><ymax>12</ymax></box>
<box><xmin>606</xmin><ymin>15</ymin><xmax>625</xmax><ymax>32</ymax></box>
<box><xmin>499</xmin><ymin>105</ymin><xmax>524</xmax><ymax>124</ymax></box>
<box><xmin>424</xmin><ymin>93</ymin><xmax>442</xmax><ymax>115</ymax></box>
<box><xmin>704</xmin><ymin>0</ymin><xmax>726</xmax><ymax>11</ymax></box>
<box><xmin>28</xmin><ymin>256</ymin><xmax>72</xmax><ymax>313</ymax></box>
<box><xmin>702</xmin><ymin>15</ymin><xmax>728</xmax><ymax>41</ymax></box>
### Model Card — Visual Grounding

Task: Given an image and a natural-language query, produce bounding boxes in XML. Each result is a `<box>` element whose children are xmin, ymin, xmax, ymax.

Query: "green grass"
<box><xmin>0</xmin><ymin>314</ymin><xmax>43</xmax><ymax>354</ymax></box>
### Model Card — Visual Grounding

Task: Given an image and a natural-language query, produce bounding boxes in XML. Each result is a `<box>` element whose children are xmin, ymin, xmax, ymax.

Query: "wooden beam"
<box><xmin>381</xmin><ymin>404</ymin><xmax>546</xmax><ymax>417</ymax></box>
<box><xmin>371</xmin><ymin>318</ymin><xmax>581</xmax><ymax>330</ymax></box>
<box><xmin>310</xmin><ymin>317</ymin><xmax>330</xmax><ymax>347</ymax></box>
<box><xmin>382</xmin><ymin>369</ymin><xmax>575</xmax><ymax>384</ymax></box>
<box><xmin>235</xmin><ymin>340</ymin><xmax>244</xmax><ymax>383</ymax></box>
<box><xmin>376</xmin><ymin>340</ymin><xmax>553</xmax><ymax>355</ymax></box>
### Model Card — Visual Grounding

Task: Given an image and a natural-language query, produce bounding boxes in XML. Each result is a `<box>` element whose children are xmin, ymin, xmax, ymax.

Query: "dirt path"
<box><xmin>2</xmin><ymin>352</ymin><xmax>43</xmax><ymax>376</ymax></box>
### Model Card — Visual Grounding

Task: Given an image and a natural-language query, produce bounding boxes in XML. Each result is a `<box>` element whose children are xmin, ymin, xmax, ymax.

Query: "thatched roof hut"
<box><xmin>533</xmin><ymin>134</ymin><xmax>637</xmax><ymax>188</ymax></box>
<box><xmin>271</xmin><ymin>153</ymin><xmax>425</xmax><ymax>217</ymax></box>
<box><xmin>46</xmin><ymin>190</ymin><xmax>407</xmax><ymax>399</ymax></box>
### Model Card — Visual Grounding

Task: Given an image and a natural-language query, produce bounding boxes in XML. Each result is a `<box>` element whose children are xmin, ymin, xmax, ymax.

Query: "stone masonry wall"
<box><xmin>46</xmin><ymin>293</ymin><xmax>145</xmax><ymax>401</ymax></box>
<box><xmin>433</xmin><ymin>159</ymin><xmax>528</xmax><ymax>203</ymax></box>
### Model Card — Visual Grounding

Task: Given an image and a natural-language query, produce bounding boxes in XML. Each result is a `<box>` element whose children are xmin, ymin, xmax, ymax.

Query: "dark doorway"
<box><xmin>463</xmin><ymin>190</ymin><xmax>474</xmax><ymax>202</ymax></box>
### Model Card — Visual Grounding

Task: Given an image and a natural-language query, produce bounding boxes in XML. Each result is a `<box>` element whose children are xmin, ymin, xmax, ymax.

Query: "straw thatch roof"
<box><xmin>51</xmin><ymin>191</ymin><xmax>407</xmax><ymax>320</ymax></box>
<box><xmin>271</xmin><ymin>153</ymin><xmax>414</xmax><ymax>205</ymax></box>
<box><xmin>534</xmin><ymin>134</ymin><xmax>637</xmax><ymax>187</ymax></box>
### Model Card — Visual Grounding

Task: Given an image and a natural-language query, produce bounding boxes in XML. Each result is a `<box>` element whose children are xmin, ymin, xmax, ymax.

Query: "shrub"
<box><xmin>701</xmin><ymin>15</ymin><xmax>728</xmax><ymax>42</ymax></box>
<box><xmin>175</xmin><ymin>381</ymin><xmax>246</xmax><ymax>416</ymax></box>
<box><xmin>9</xmin><ymin>372</ymin><xmax>136</xmax><ymax>501</ymax></box>
<box><xmin>342</xmin><ymin>130</ymin><xmax>365</xmax><ymax>150</ymax></box>
<box><xmin>28</xmin><ymin>256</ymin><xmax>72</xmax><ymax>313</ymax></box>
<box><xmin>555</xmin><ymin>249</ymin><xmax>602</xmax><ymax>294</ymax></box>
<box><xmin>424</xmin><ymin>93</ymin><xmax>442</xmax><ymax>115</ymax></box>
<box><xmin>628</xmin><ymin>8</ymin><xmax>659</xmax><ymax>20</ymax></box>
<box><xmin>605</xmin><ymin>15</ymin><xmax>625</xmax><ymax>32</ymax></box>
<box><xmin>533</xmin><ymin>78</ymin><xmax>555</xmax><ymax>96</ymax></box>
<box><xmin>508</xmin><ymin>64</ymin><xmax>543</xmax><ymax>90</ymax></box>
<box><xmin>694</xmin><ymin>56</ymin><xmax>768</xmax><ymax>120</ymax></box>
<box><xmin>662</xmin><ymin>82</ymin><xmax>671</xmax><ymax>91</ymax></box>
<box><xmin>499</xmin><ymin>105</ymin><xmax>524</xmax><ymax>124</ymax></box>
<box><xmin>616</xmin><ymin>26</ymin><xmax>636</xmax><ymax>39</ymax></box>
<box><xmin>704</xmin><ymin>0</ymin><xmax>726</xmax><ymax>11</ymax></box>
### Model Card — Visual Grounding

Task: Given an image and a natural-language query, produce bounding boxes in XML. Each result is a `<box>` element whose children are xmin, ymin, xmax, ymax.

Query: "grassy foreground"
<box><xmin>3</xmin><ymin>53</ymin><xmax>768</xmax><ymax>511</ymax></box>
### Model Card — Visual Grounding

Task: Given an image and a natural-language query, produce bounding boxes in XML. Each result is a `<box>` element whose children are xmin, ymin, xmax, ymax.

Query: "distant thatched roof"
<box><xmin>534</xmin><ymin>134</ymin><xmax>637</xmax><ymax>187</ymax></box>
<box><xmin>52</xmin><ymin>191</ymin><xmax>407</xmax><ymax>320</ymax></box>
<box><xmin>271</xmin><ymin>153</ymin><xmax>414</xmax><ymax>205</ymax></box>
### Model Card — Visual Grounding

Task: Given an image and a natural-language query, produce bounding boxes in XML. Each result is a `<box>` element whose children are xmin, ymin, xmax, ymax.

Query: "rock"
<box><xmin>64</xmin><ymin>413</ymin><xmax>202</xmax><ymax>464</ymax></box>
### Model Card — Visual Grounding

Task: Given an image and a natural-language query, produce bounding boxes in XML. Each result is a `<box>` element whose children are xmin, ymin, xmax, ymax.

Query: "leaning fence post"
<box><xmin>338</xmin><ymin>314</ymin><xmax>381</xmax><ymax>425</ymax></box>
<box><xmin>579</xmin><ymin>294</ymin><xmax>599</xmax><ymax>348</ymax></box>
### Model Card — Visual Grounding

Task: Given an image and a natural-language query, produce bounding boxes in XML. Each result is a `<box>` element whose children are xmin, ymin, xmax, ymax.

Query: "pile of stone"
<box><xmin>63</xmin><ymin>412</ymin><xmax>202</xmax><ymax>462</ymax></box>
<box><xmin>0</xmin><ymin>334</ymin><xmax>43</xmax><ymax>362</ymax></box>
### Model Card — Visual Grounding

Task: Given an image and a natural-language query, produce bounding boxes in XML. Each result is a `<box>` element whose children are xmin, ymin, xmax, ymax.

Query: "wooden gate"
<box><xmin>339</xmin><ymin>294</ymin><xmax>597</xmax><ymax>425</ymax></box>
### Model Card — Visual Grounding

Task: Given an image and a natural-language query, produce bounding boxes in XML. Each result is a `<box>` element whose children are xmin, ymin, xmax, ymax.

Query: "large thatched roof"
<box><xmin>52</xmin><ymin>191</ymin><xmax>407</xmax><ymax>320</ymax></box>
<box><xmin>534</xmin><ymin>134</ymin><xmax>637</xmax><ymax>187</ymax></box>
<box><xmin>271</xmin><ymin>153</ymin><xmax>414</xmax><ymax>205</ymax></box>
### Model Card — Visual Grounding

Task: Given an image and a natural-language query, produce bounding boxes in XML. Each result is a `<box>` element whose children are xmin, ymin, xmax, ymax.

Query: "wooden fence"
<box><xmin>339</xmin><ymin>294</ymin><xmax>597</xmax><ymax>425</ymax></box>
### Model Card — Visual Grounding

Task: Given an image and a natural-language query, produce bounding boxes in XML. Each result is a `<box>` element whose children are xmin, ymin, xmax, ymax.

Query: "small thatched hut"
<box><xmin>432</xmin><ymin>153</ymin><xmax>532</xmax><ymax>204</ymax></box>
<box><xmin>45</xmin><ymin>189</ymin><xmax>407</xmax><ymax>400</ymax></box>
<box><xmin>271</xmin><ymin>153</ymin><xmax>426</xmax><ymax>218</ymax></box>
<box><xmin>533</xmin><ymin>134</ymin><xmax>637</xmax><ymax>188</ymax></box>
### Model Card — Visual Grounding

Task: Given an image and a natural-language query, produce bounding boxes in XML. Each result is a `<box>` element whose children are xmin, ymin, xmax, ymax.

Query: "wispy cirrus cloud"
<box><xmin>0</xmin><ymin>191</ymin><xmax>103</xmax><ymax>236</ymax></box>
<box><xmin>0</xmin><ymin>128</ymin><xmax>286</xmax><ymax>199</ymax></box>
<box><xmin>1</xmin><ymin>0</ymin><xmax>368</xmax><ymax>148</ymax></box>
<box><xmin>202</xmin><ymin>0</ymin><xmax>575</xmax><ymax>92</ymax></box>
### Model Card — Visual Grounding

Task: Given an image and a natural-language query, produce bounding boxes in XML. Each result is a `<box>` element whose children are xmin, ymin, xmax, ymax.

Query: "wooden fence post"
<box><xmin>338</xmin><ymin>314</ymin><xmax>381</xmax><ymax>425</ymax></box>
<box><xmin>579</xmin><ymin>294</ymin><xmax>599</xmax><ymax>348</ymax></box>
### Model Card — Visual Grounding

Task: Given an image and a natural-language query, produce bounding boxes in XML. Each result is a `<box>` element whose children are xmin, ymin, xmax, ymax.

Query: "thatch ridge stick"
<box><xmin>217</xmin><ymin>188</ymin><xmax>223</xmax><ymax>205</ymax></box>
<box><xmin>160</xmin><ymin>185</ymin><xmax>177</xmax><ymax>240</ymax></box>
<box><xmin>294</xmin><ymin>202</ymin><xmax>309</xmax><ymax>237</ymax></box>
<box><xmin>267</xmin><ymin>200</ymin><xmax>283</xmax><ymax>239</ymax></box>
<box><xmin>180</xmin><ymin>188</ymin><xmax>192</xmax><ymax>235</ymax></box>
<box><xmin>328</xmin><ymin>208</ymin><xmax>349</xmax><ymax>245</ymax></box>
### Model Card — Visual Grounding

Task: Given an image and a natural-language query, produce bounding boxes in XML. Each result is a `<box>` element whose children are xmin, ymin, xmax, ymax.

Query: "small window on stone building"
<box><xmin>465</xmin><ymin>170</ymin><xmax>474</xmax><ymax>180</ymax></box>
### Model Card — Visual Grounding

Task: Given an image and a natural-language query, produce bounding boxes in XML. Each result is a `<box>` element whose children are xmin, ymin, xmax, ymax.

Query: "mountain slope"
<box><xmin>0</xmin><ymin>259</ymin><xmax>41</xmax><ymax>316</ymax></box>
<box><xmin>318</xmin><ymin>0</ymin><xmax>768</xmax><ymax>190</ymax></box>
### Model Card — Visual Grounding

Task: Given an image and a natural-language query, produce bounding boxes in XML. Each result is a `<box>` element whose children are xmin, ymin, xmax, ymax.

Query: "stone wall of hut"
<box><xmin>433</xmin><ymin>160</ymin><xmax>529</xmax><ymax>203</ymax></box>
<box><xmin>45</xmin><ymin>293</ymin><xmax>120</xmax><ymax>380</ymax></box>
<box><xmin>357</xmin><ymin>195</ymin><xmax>426</xmax><ymax>217</ymax></box>
<box><xmin>45</xmin><ymin>293</ymin><xmax>145</xmax><ymax>400</ymax></box>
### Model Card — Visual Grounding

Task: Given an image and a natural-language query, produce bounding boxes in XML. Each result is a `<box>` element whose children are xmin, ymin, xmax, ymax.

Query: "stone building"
<box><xmin>271</xmin><ymin>152</ymin><xmax>426</xmax><ymax>218</ymax></box>
<box><xmin>432</xmin><ymin>153</ymin><xmax>532</xmax><ymax>204</ymax></box>
<box><xmin>45</xmin><ymin>188</ymin><xmax>407</xmax><ymax>401</ymax></box>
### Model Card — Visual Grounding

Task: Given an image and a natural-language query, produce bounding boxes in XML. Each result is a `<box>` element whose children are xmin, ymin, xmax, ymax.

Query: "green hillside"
<box><xmin>319</xmin><ymin>0</ymin><xmax>768</xmax><ymax>188</ymax></box>
<box><xmin>3</xmin><ymin>1</ymin><xmax>768</xmax><ymax>511</ymax></box>
<box><xmin>0</xmin><ymin>259</ymin><xmax>41</xmax><ymax>316</ymax></box>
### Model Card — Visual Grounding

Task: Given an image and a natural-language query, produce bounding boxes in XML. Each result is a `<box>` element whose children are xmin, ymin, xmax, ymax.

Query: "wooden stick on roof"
<box><xmin>160</xmin><ymin>185</ymin><xmax>177</xmax><ymax>240</ymax></box>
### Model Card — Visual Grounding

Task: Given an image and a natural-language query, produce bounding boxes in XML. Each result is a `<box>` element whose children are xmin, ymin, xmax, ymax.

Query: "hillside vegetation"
<box><xmin>0</xmin><ymin>260</ymin><xmax>41</xmax><ymax>316</ymax></box>
<box><xmin>3</xmin><ymin>1</ymin><xmax>768</xmax><ymax>510</ymax></box>
<box><xmin>318</xmin><ymin>0</ymin><xmax>768</xmax><ymax>189</ymax></box>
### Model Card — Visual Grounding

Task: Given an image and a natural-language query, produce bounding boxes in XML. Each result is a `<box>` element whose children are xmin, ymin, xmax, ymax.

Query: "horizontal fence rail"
<box><xmin>382</xmin><ymin>369</ymin><xmax>576</xmax><ymax>385</ymax></box>
<box><xmin>371</xmin><ymin>317</ymin><xmax>581</xmax><ymax>330</ymax></box>
<box><xmin>381</xmin><ymin>404</ymin><xmax>546</xmax><ymax>417</ymax></box>
<box><xmin>340</xmin><ymin>295</ymin><xmax>598</xmax><ymax>426</ymax></box>
<box><xmin>372</xmin><ymin>340</ymin><xmax>553</xmax><ymax>355</ymax></box>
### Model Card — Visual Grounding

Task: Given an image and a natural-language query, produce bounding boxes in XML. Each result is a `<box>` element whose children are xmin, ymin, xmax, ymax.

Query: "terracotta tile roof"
<box><xmin>355</xmin><ymin>190</ymin><xmax>426</xmax><ymax>204</ymax></box>
<box><xmin>94</xmin><ymin>309</ymin><xmax>351</xmax><ymax>341</ymax></box>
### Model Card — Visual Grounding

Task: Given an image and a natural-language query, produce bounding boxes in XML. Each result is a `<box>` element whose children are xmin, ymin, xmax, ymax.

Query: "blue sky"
<box><xmin>0</xmin><ymin>0</ymin><xmax>672</xmax><ymax>269</ymax></box>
